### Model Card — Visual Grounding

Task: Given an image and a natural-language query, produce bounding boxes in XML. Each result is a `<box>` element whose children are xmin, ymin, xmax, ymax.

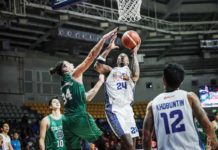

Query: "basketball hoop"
<box><xmin>116</xmin><ymin>0</ymin><xmax>142</xmax><ymax>22</ymax></box>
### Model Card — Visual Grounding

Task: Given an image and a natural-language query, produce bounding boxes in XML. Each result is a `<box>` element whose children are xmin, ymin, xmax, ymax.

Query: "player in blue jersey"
<box><xmin>143</xmin><ymin>63</ymin><xmax>218</xmax><ymax>150</ymax></box>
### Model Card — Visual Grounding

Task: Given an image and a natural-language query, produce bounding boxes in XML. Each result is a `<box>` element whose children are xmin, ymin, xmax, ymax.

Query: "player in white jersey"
<box><xmin>142</xmin><ymin>63</ymin><xmax>218</xmax><ymax>150</ymax></box>
<box><xmin>0</xmin><ymin>122</ymin><xmax>13</xmax><ymax>150</ymax></box>
<box><xmin>94</xmin><ymin>33</ymin><xmax>141</xmax><ymax>150</ymax></box>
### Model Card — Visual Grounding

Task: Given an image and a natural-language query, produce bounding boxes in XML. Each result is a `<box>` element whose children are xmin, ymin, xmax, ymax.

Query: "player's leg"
<box><xmin>72</xmin><ymin>113</ymin><xmax>103</xmax><ymax>143</ymax></box>
<box><xmin>62</xmin><ymin>115</ymin><xmax>82</xmax><ymax>150</ymax></box>
<box><xmin>124</xmin><ymin>106</ymin><xmax>139</xmax><ymax>150</ymax></box>
<box><xmin>105</xmin><ymin>109</ymin><xmax>135</xmax><ymax>150</ymax></box>
<box><xmin>120</xmin><ymin>134</ymin><xmax>134</xmax><ymax>150</ymax></box>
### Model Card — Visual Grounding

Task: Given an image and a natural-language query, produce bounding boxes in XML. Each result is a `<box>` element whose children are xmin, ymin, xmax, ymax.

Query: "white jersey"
<box><xmin>105</xmin><ymin>66</ymin><xmax>135</xmax><ymax>107</ymax></box>
<box><xmin>0</xmin><ymin>133</ymin><xmax>11</xmax><ymax>150</ymax></box>
<box><xmin>152</xmin><ymin>90</ymin><xmax>201</xmax><ymax>150</ymax></box>
<box><xmin>105</xmin><ymin>66</ymin><xmax>139</xmax><ymax>138</ymax></box>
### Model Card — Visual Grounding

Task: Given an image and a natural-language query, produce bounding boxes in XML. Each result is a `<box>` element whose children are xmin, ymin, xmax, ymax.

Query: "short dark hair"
<box><xmin>163</xmin><ymin>63</ymin><xmax>185</xmax><ymax>89</ymax></box>
<box><xmin>1</xmin><ymin>122</ymin><xmax>8</xmax><ymax>128</ymax></box>
<box><xmin>48</xmin><ymin>96</ymin><xmax>60</xmax><ymax>106</ymax></box>
<box><xmin>49</xmin><ymin>61</ymin><xmax>64</xmax><ymax>76</ymax></box>
<box><xmin>214</xmin><ymin>111</ymin><xmax>218</xmax><ymax>116</ymax></box>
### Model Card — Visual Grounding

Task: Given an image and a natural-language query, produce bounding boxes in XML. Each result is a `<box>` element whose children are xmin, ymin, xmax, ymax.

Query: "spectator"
<box><xmin>11</xmin><ymin>132</ymin><xmax>21</xmax><ymax>150</ymax></box>
<box><xmin>105</xmin><ymin>142</ymin><xmax>110</xmax><ymax>150</ymax></box>
<box><xmin>90</xmin><ymin>143</ymin><xmax>98</xmax><ymax>150</ymax></box>
<box><xmin>135</xmin><ymin>138</ymin><xmax>142</xmax><ymax>150</ymax></box>
<box><xmin>109</xmin><ymin>140</ymin><xmax>116</xmax><ymax>150</ymax></box>
<box><xmin>115</xmin><ymin>141</ymin><xmax>121</xmax><ymax>150</ymax></box>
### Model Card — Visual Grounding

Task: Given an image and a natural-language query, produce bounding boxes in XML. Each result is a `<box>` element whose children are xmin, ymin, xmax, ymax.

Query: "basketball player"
<box><xmin>49</xmin><ymin>28</ymin><xmax>118</xmax><ymax>149</ymax></box>
<box><xmin>94</xmin><ymin>34</ymin><xmax>141</xmax><ymax>150</ymax></box>
<box><xmin>0</xmin><ymin>122</ymin><xmax>13</xmax><ymax>150</ymax></box>
<box><xmin>39</xmin><ymin>96</ymin><xmax>66</xmax><ymax>150</ymax></box>
<box><xmin>142</xmin><ymin>63</ymin><xmax>218</xmax><ymax>150</ymax></box>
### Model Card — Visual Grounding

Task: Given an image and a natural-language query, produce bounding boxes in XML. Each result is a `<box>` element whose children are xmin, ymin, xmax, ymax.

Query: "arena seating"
<box><xmin>24</xmin><ymin>101</ymin><xmax>148</xmax><ymax>119</ymax></box>
<box><xmin>0</xmin><ymin>102</ymin><xmax>37</xmax><ymax>122</ymax></box>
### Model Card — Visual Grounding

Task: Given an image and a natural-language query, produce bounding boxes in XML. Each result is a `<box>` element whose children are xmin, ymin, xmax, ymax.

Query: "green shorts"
<box><xmin>62</xmin><ymin>112</ymin><xmax>102</xmax><ymax>149</ymax></box>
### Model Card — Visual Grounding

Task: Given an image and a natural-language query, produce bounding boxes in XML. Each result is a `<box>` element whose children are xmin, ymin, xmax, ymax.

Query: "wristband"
<box><xmin>96</xmin><ymin>55</ymin><xmax>106</xmax><ymax>64</ymax></box>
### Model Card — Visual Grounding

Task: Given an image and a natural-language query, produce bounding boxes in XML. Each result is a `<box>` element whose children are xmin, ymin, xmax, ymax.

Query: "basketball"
<box><xmin>121</xmin><ymin>30</ymin><xmax>141</xmax><ymax>51</ymax></box>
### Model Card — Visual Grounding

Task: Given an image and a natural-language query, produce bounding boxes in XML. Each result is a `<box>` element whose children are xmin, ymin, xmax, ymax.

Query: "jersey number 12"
<box><xmin>160</xmin><ymin>109</ymin><xmax>186</xmax><ymax>134</ymax></box>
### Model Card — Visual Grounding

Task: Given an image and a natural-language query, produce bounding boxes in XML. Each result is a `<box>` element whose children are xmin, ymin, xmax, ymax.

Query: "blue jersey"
<box><xmin>11</xmin><ymin>140</ymin><xmax>21</xmax><ymax>150</ymax></box>
<box><xmin>152</xmin><ymin>90</ymin><xmax>201</xmax><ymax>150</ymax></box>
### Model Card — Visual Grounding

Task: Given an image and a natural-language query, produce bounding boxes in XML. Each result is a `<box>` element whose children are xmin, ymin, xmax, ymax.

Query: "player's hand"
<box><xmin>99</xmin><ymin>74</ymin><xmax>105</xmax><ymax>83</ymax></box>
<box><xmin>107</xmin><ymin>33</ymin><xmax>119</xmax><ymax>50</ymax></box>
<box><xmin>132</xmin><ymin>39</ymin><xmax>141</xmax><ymax>54</ymax></box>
<box><xmin>102</xmin><ymin>27</ymin><xmax>118</xmax><ymax>41</ymax></box>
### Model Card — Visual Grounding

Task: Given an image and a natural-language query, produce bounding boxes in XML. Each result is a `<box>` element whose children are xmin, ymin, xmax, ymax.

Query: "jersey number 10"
<box><xmin>160</xmin><ymin>109</ymin><xmax>186</xmax><ymax>134</ymax></box>
<box><xmin>57</xmin><ymin>140</ymin><xmax>64</xmax><ymax>147</ymax></box>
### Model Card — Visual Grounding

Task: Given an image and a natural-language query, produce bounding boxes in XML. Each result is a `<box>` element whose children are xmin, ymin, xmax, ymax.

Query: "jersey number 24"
<box><xmin>117</xmin><ymin>82</ymin><xmax>127</xmax><ymax>90</ymax></box>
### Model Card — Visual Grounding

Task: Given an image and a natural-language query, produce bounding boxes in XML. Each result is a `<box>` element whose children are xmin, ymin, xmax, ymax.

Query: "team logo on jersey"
<box><xmin>122</xmin><ymin>73</ymin><xmax>129</xmax><ymax>81</ymax></box>
<box><xmin>112</xmin><ymin>72</ymin><xmax>129</xmax><ymax>81</ymax></box>
<box><xmin>56</xmin><ymin>130</ymin><xmax>64</xmax><ymax>140</ymax></box>
<box><xmin>164</xmin><ymin>95</ymin><xmax>175</xmax><ymax>99</ymax></box>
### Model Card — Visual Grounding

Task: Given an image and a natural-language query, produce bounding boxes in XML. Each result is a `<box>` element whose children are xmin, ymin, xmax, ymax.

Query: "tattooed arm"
<box><xmin>130</xmin><ymin>42</ymin><xmax>141</xmax><ymax>83</ymax></box>
<box><xmin>188</xmin><ymin>92</ymin><xmax>218</xmax><ymax>150</ymax></box>
<box><xmin>142</xmin><ymin>102</ymin><xmax>154</xmax><ymax>150</ymax></box>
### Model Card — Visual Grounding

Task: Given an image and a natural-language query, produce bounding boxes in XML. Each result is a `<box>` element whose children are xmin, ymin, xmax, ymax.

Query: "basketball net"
<box><xmin>116</xmin><ymin>0</ymin><xmax>142</xmax><ymax>22</ymax></box>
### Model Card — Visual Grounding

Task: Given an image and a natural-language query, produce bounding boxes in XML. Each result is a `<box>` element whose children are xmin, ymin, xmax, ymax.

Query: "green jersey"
<box><xmin>61</xmin><ymin>73</ymin><xmax>103</xmax><ymax>149</ymax></box>
<box><xmin>45</xmin><ymin>115</ymin><xmax>66</xmax><ymax>150</ymax></box>
<box><xmin>61</xmin><ymin>73</ymin><xmax>87</xmax><ymax>115</ymax></box>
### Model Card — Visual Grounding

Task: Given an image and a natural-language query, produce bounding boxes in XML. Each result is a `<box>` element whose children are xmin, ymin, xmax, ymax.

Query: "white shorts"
<box><xmin>105</xmin><ymin>104</ymin><xmax>139</xmax><ymax>138</ymax></box>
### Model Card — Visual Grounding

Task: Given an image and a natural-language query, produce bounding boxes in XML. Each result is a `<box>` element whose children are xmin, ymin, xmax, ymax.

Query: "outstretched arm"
<box><xmin>142</xmin><ymin>102</ymin><xmax>154</xmax><ymax>150</ymax></box>
<box><xmin>94</xmin><ymin>33</ymin><xmax>119</xmax><ymax>75</ymax></box>
<box><xmin>130</xmin><ymin>42</ymin><xmax>141</xmax><ymax>83</ymax></box>
<box><xmin>188</xmin><ymin>92</ymin><xmax>218</xmax><ymax>149</ymax></box>
<box><xmin>86</xmin><ymin>74</ymin><xmax>105</xmax><ymax>102</ymax></box>
<box><xmin>73</xmin><ymin>28</ymin><xmax>118</xmax><ymax>77</ymax></box>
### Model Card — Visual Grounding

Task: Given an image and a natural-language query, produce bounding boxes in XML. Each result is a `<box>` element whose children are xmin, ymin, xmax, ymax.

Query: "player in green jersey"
<box><xmin>39</xmin><ymin>96</ymin><xmax>66</xmax><ymax>150</ymax></box>
<box><xmin>49</xmin><ymin>28</ymin><xmax>118</xmax><ymax>149</ymax></box>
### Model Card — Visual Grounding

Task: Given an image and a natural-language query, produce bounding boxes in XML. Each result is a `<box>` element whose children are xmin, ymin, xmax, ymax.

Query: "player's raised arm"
<box><xmin>142</xmin><ymin>102</ymin><xmax>154</xmax><ymax>150</ymax></box>
<box><xmin>94</xmin><ymin>33</ymin><xmax>119</xmax><ymax>75</ymax></box>
<box><xmin>188</xmin><ymin>92</ymin><xmax>218</xmax><ymax>149</ymax></box>
<box><xmin>73</xmin><ymin>28</ymin><xmax>118</xmax><ymax>78</ymax></box>
<box><xmin>130</xmin><ymin>41</ymin><xmax>141</xmax><ymax>83</ymax></box>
